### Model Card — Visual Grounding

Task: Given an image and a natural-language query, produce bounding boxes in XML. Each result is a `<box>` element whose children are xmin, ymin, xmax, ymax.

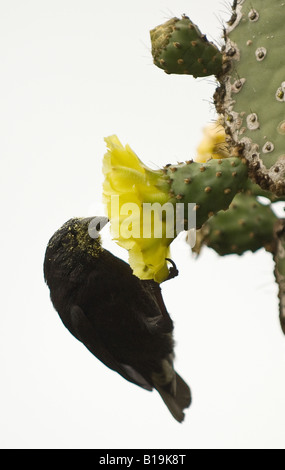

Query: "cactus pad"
<box><xmin>150</xmin><ymin>16</ymin><xmax>223</xmax><ymax>78</ymax></box>
<box><xmin>163</xmin><ymin>157</ymin><xmax>248</xmax><ymax>229</ymax></box>
<box><xmin>193</xmin><ymin>193</ymin><xmax>277</xmax><ymax>256</ymax></box>
<box><xmin>215</xmin><ymin>0</ymin><xmax>285</xmax><ymax>195</ymax></box>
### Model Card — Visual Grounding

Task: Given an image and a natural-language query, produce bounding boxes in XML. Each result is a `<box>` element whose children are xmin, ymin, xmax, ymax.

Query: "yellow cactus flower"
<box><xmin>103</xmin><ymin>135</ymin><xmax>174</xmax><ymax>283</ymax></box>
<box><xmin>195</xmin><ymin>120</ymin><xmax>230</xmax><ymax>163</ymax></box>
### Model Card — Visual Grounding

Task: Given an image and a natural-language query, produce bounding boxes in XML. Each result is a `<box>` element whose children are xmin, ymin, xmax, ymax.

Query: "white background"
<box><xmin>1</xmin><ymin>0</ymin><xmax>285</xmax><ymax>449</ymax></box>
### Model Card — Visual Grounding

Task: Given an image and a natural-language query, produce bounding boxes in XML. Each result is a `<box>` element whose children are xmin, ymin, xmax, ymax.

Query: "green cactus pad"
<box><xmin>273</xmin><ymin>220</ymin><xmax>285</xmax><ymax>334</ymax></box>
<box><xmin>215</xmin><ymin>0</ymin><xmax>285</xmax><ymax>195</ymax></box>
<box><xmin>150</xmin><ymin>16</ymin><xmax>223</xmax><ymax>78</ymax></box>
<box><xmin>193</xmin><ymin>193</ymin><xmax>277</xmax><ymax>256</ymax></box>
<box><xmin>244</xmin><ymin>178</ymin><xmax>285</xmax><ymax>202</ymax></box>
<box><xmin>163</xmin><ymin>157</ymin><xmax>248</xmax><ymax>229</ymax></box>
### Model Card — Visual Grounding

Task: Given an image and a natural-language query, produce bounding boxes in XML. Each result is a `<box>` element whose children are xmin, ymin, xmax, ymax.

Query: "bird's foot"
<box><xmin>164</xmin><ymin>258</ymin><xmax>179</xmax><ymax>282</ymax></box>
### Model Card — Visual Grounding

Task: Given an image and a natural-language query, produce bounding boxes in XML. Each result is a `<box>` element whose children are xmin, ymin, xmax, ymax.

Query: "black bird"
<box><xmin>44</xmin><ymin>217</ymin><xmax>191</xmax><ymax>422</ymax></box>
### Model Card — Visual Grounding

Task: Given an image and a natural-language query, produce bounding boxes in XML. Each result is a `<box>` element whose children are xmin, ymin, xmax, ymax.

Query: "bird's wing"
<box><xmin>70</xmin><ymin>305</ymin><xmax>153</xmax><ymax>391</ymax></box>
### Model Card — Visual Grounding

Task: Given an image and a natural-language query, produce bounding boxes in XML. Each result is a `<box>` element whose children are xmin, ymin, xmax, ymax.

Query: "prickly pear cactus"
<box><xmin>150</xmin><ymin>1</ymin><xmax>285</xmax><ymax>195</ymax></box>
<box><xmin>216</xmin><ymin>0</ymin><xmax>285</xmax><ymax>195</ymax></box>
<box><xmin>163</xmin><ymin>157</ymin><xmax>248</xmax><ymax>229</ymax></box>
<box><xmin>150</xmin><ymin>15</ymin><xmax>223</xmax><ymax>78</ymax></box>
<box><xmin>101</xmin><ymin>1</ymin><xmax>285</xmax><ymax>337</ymax></box>
<box><xmin>193</xmin><ymin>193</ymin><xmax>277</xmax><ymax>256</ymax></box>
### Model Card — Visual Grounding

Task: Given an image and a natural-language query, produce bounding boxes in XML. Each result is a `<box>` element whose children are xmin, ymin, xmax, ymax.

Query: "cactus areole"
<box><xmin>215</xmin><ymin>0</ymin><xmax>285</xmax><ymax>195</ymax></box>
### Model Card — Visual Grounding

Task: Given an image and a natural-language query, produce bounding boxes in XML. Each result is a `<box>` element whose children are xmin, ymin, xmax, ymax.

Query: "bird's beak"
<box><xmin>86</xmin><ymin>216</ymin><xmax>109</xmax><ymax>239</ymax></box>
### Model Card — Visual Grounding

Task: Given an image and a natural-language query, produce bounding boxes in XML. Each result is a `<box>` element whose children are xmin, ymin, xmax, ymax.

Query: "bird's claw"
<box><xmin>164</xmin><ymin>258</ymin><xmax>179</xmax><ymax>282</ymax></box>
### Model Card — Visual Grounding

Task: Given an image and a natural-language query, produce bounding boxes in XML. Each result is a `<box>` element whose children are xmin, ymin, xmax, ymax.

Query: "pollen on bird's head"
<box><xmin>48</xmin><ymin>217</ymin><xmax>108</xmax><ymax>259</ymax></box>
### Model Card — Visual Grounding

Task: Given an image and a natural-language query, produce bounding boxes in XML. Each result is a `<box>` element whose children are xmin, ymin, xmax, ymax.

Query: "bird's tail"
<box><xmin>152</xmin><ymin>360</ymin><xmax>191</xmax><ymax>423</ymax></box>
<box><xmin>156</xmin><ymin>373</ymin><xmax>191</xmax><ymax>423</ymax></box>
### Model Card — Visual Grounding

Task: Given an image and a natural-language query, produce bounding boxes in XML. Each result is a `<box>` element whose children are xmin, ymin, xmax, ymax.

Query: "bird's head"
<box><xmin>44</xmin><ymin>216</ymin><xmax>109</xmax><ymax>283</ymax></box>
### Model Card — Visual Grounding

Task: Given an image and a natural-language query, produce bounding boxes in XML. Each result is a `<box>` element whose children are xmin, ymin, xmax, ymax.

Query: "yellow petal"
<box><xmin>108</xmin><ymin>167</ymin><xmax>147</xmax><ymax>193</ymax></box>
<box><xmin>128</xmin><ymin>245</ymin><xmax>170</xmax><ymax>282</ymax></box>
<box><xmin>196</xmin><ymin>120</ymin><xmax>229</xmax><ymax>163</ymax></box>
<box><xmin>104</xmin><ymin>136</ymin><xmax>145</xmax><ymax>173</ymax></box>
<box><xmin>103</xmin><ymin>135</ymin><xmax>175</xmax><ymax>282</ymax></box>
